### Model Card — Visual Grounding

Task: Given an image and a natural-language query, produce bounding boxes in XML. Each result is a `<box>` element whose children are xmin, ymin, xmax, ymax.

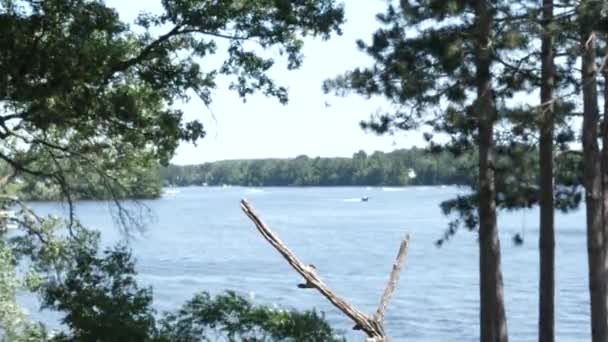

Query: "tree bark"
<box><xmin>602</xmin><ymin>46</ymin><xmax>608</xmax><ymax>342</ymax></box>
<box><xmin>580</xmin><ymin>26</ymin><xmax>607</xmax><ymax>342</ymax></box>
<box><xmin>475</xmin><ymin>1</ymin><xmax>508</xmax><ymax>342</ymax></box>
<box><xmin>538</xmin><ymin>1</ymin><xmax>555</xmax><ymax>341</ymax></box>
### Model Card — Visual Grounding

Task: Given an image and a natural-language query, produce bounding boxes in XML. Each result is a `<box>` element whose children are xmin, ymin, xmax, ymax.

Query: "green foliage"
<box><xmin>162</xmin><ymin>148</ymin><xmax>474</xmax><ymax>187</ymax></box>
<box><xmin>0</xmin><ymin>240</ymin><xmax>48</xmax><ymax>341</ymax></box>
<box><xmin>0</xmin><ymin>3</ymin><xmax>347</xmax><ymax>339</ymax></box>
<box><xmin>37</xmin><ymin>238</ymin><xmax>343</xmax><ymax>342</ymax></box>
<box><xmin>6</xmin><ymin>159</ymin><xmax>163</xmax><ymax>201</ymax></box>
<box><xmin>437</xmin><ymin>146</ymin><xmax>583</xmax><ymax>245</ymax></box>
<box><xmin>42</xmin><ymin>245</ymin><xmax>156</xmax><ymax>342</ymax></box>
<box><xmin>0</xmin><ymin>0</ymin><xmax>344</xmax><ymax>208</ymax></box>
<box><xmin>0</xmin><ymin>195</ymin><xmax>78</xmax><ymax>341</ymax></box>
<box><xmin>322</xmin><ymin>0</ymin><xmax>577</xmax><ymax>155</ymax></box>
<box><xmin>157</xmin><ymin>292</ymin><xmax>342</xmax><ymax>342</ymax></box>
<box><xmin>0</xmin><ymin>193</ymin><xmax>342</xmax><ymax>342</ymax></box>
<box><xmin>323</xmin><ymin>0</ymin><xmax>588</xmax><ymax>243</ymax></box>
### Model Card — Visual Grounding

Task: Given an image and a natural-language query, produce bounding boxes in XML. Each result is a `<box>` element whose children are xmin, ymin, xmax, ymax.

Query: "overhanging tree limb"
<box><xmin>240</xmin><ymin>199</ymin><xmax>409</xmax><ymax>341</ymax></box>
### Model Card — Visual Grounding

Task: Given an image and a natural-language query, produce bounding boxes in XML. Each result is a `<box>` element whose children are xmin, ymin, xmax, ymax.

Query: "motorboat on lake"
<box><xmin>161</xmin><ymin>189</ymin><xmax>180</xmax><ymax>197</ymax></box>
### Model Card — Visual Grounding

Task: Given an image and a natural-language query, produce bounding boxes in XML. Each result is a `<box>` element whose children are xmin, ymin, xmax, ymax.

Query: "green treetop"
<box><xmin>0</xmin><ymin>0</ymin><xmax>344</xmax><ymax>203</ymax></box>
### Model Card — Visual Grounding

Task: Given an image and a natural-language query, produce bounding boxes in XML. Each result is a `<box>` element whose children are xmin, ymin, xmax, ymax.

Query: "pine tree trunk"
<box><xmin>602</xmin><ymin>48</ymin><xmax>608</xmax><ymax>342</ymax></box>
<box><xmin>580</xmin><ymin>27</ymin><xmax>607</xmax><ymax>342</ymax></box>
<box><xmin>539</xmin><ymin>1</ymin><xmax>555</xmax><ymax>341</ymax></box>
<box><xmin>475</xmin><ymin>1</ymin><xmax>508</xmax><ymax>341</ymax></box>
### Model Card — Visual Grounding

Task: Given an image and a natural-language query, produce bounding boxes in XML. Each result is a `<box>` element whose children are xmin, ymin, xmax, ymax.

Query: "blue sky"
<box><xmin>105</xmin><ymin>1</ymin><xmax>427</xmax><ymax>165</ymax></box>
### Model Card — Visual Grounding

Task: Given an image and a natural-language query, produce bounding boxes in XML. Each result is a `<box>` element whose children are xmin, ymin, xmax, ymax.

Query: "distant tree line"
<box><xmin>161</xmin><ymin>148</ymin><xmax>477</xmax><ymax>187</ymax></box>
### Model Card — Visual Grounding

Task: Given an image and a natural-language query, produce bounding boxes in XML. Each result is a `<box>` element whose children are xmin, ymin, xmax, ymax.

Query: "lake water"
<box><xmin>21</xmin><ymin>186</ymin><xmax>590</xmax><ymax>341</ymax></box>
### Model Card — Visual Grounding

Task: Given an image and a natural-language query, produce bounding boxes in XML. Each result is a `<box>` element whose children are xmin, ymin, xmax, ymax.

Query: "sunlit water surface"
<box><xmin>20</xmin><ymin>186</ymin><xmax>590</xmax><ymax>341</ymax></box>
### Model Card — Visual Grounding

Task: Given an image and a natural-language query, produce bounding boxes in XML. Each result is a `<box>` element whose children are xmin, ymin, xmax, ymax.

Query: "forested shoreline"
<box><xmin>161</xmin><ymin>148</ymin><xmax>475</xmax><ymax>187</ymax></box>
<box><xmin>3</xmin><ymin>147</ymin><xmax>471</xmax><ymax>201</ymax></box>
<box><xmin>4</xmin><ymin>148</ymin><xmax>472</xmax><ymax>201</ymax></box>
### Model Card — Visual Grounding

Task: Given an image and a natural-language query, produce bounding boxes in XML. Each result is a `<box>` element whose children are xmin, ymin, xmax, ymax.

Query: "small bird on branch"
<box><xmin>297</xmin><ymin>264</ymin><xmax>317</xmax><ymax>289</ymax></box>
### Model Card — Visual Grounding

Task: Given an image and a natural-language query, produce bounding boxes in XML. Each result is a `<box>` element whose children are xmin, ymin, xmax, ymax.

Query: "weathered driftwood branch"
<box><xmin>240</xmin><ymin>199</ymin><xmax>410</xmax><ymax>341</ymax></box>
<box><xmin>375</xmin><ymin>236</ymin><xmax>409</xmax><ymax>324</ymax></box>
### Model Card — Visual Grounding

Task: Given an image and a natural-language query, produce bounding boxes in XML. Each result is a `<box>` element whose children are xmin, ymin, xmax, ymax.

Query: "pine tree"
<box><xmin>539</xmin><ymin>1</ymin><xmax>556</xmax><ymax>341</ymax></box>
<box><xmin>322</xmin><ymin>1</ymin><xmax>545</xmax><ymax>340</ymax></box>
<box><xmin>474</xmin><ymin>2</ymin><xmax>508</xmax><ymax>340</ymax></box>
<box><xmin>579</xmin><ymin>1</ymin><xmax>608</xmax><ymax>340</ymax></box>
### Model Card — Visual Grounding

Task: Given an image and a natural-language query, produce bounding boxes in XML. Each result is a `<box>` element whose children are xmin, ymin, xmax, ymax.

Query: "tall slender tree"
<box><xmin>603</xmin><ymin>44</ymin><xmax>608</xmax><ymax>306</ymax></box>
<box><xmin>539</xmin><ymin>1</ymin><xmax>556</xmax><ymax>341</ymax></box>
<box><xmin>474</xmin><ymin>1</ymin><xmax>508</xmax><ymax>340</ymax></box>
<box><xmin>322</xmin><ymin>1</ymin><xmax>538</xmax><ymax>340</ymax></box>
<box><xmin>579</xmin><ymin>2</ymin><xmax>607</xmax><ymax>340</ymax></box>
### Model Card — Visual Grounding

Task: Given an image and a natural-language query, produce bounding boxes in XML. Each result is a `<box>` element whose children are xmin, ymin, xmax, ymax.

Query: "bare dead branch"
<box><xmin>375</xmin><ymin>235</ymin><xmax>409</xmax><ymax>323</ymax></box>
<box><xmin>240</xmin><ymin>199</ymin><xmax>379</xmax><ymax>335</ymax></box>
<box><xmin>240</xmin><ymin>199</ymin><xmax>410</xmax><ymax>341</ymax></box>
